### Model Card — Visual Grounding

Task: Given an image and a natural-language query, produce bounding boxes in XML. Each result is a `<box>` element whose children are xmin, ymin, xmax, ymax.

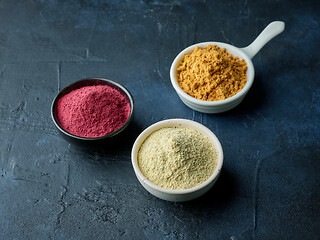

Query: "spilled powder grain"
<box><xmin>177</xmin><ymin>44</ymin><xmax>247</xmax><ymax>101</ymax></box>
<box><xmin>137</xmin><ymin>127</ymin><xmax>217</xmax><ymax>190</ymax></box>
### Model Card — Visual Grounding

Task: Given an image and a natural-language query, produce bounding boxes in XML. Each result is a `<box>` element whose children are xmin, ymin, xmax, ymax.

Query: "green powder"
<box><xmin>137</xmin><ymin>127</ymin><xmax>217</xmax><ymax>190</ymax></box>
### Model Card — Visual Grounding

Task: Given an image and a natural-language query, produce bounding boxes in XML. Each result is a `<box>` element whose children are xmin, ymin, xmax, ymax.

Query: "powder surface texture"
<box><xmin>177</xmin><ymin>44</ymin><xmax>248</xmax><ymax>101</ymax></box>
<box><xmin>138</xmin><ymin>127</ymin><xmax>217</xmax><ymax>190</ymax></box>
<box><xmin>56</xmin><ymin>85</ymin><xmax>131</xmax><ymax>138</ymax></box>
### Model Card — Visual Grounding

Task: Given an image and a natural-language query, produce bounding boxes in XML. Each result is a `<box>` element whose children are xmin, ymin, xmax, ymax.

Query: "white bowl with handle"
<box><xmin>170</xmin><ymin>21</ymin><xmax>285</xmax><ymax>113</ymax></box>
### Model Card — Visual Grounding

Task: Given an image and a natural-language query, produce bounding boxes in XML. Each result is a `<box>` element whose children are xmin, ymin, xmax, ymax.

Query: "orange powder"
<box><xmin>177</xmin><ymin>45</ymin><xmax>248</xmax><ymax>101</ymax></box>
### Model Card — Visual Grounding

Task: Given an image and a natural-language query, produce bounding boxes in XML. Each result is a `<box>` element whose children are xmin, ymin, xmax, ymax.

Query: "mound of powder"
<box><xmin>138</xmin><ymin>127</ymin><xmax>217</xmax><ymax>190</ymax></box>
<box><xmin>56</xmin><ymin>84</ymin><xmax>131</xmax><ymax>138</ymax></box>
<box><xmin>177</xmin><ymin>44</ymin><xmax>248</xmax><ymax>101</ymax></box>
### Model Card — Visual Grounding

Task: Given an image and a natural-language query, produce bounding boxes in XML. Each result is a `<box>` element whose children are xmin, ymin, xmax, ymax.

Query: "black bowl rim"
<box><xmin>51</xmin><ymin>77</ymin><xmax>135</xmax><ymax>141</ymax></box>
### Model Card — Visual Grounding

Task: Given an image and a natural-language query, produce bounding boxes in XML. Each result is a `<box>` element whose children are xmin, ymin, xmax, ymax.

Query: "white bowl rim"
<box><xmin>131</xmin><ymin>118</ymin><xmax>224</xmax><ymax>195</ymax></box>
<box><xmin>170</xmin><ymin>41</ymin><xmax>255</xmax><ymax>106</ymax></box>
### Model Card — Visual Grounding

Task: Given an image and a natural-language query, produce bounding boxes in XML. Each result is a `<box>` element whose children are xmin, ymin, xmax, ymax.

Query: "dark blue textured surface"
<box><xmin>0</xmin><ymin>1</ymin><xmax>319</xmax><ymax>239</ymax></box>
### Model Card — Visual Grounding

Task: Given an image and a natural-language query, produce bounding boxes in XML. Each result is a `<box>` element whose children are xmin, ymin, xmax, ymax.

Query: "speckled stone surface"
<box><xmin>0</xmin><ymin>0</ymin><xmax>319</xmax><ymax>239</ymax></box>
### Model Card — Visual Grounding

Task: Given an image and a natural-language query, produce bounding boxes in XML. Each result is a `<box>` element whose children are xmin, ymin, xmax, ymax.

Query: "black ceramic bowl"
<box><xmin>51</xmin><ymin>78</ymin><xmax>135</xmax><ymax>142</ymax></box>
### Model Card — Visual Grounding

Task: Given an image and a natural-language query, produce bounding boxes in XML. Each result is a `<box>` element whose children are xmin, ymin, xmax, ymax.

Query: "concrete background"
<box><xmin>0</xmin><ymin>0</ymin><xmax>319</xmax><ymax>239</ymax></box>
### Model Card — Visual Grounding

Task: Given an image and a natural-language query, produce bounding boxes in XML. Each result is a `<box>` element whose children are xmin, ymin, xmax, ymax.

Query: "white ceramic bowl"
<box><xmin>170</xmin><ymin>21</ymin><xmax>285</xmax><ymax>114</ymax></box>
<box><xmin>131</xmin><ymin>119</ymin><xmax>223</xmax><ymax>202</ymax></box>
<box><xmin>170</xmin><ymin>42</ymin><xmax>254</xmax><ymax>114</ymax></box>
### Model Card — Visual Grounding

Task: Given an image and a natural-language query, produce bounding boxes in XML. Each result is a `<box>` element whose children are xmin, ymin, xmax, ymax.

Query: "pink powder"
<box><xmin>56</xmin><ymin>84</ymin><xmax>131</xmax><ymax>138</ymax></box>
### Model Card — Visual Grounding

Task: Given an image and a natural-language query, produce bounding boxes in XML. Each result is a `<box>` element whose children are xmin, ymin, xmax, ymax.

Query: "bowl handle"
<box><xmin>241</xmin><ymin>21</ymin><xmax>285</xmax><ymax>59</ymax></box>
